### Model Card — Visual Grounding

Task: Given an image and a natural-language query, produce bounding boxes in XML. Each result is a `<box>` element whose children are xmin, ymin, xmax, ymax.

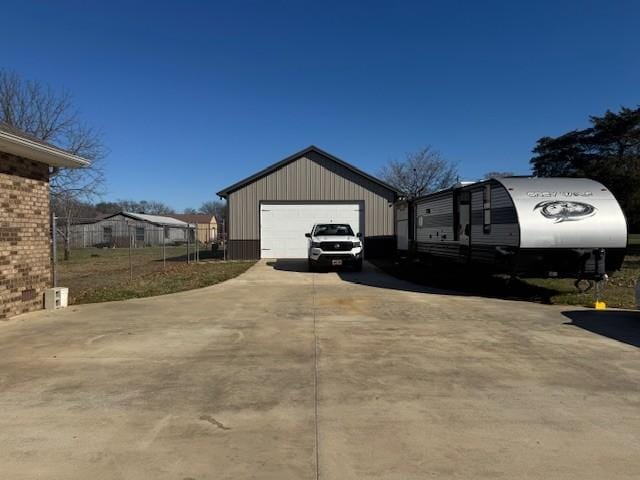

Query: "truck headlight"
<box><xmin>311</xmin><ymin>242</ymin><xmax>321</xmax><ymax>248</ymax></box>
<box><xmin>353</xmin><ymin>241</ymin><xmax>361</xmax><ymax>248</ymax></box>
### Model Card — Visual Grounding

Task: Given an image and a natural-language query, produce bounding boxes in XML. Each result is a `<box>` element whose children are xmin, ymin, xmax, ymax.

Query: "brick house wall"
<box><xmin>0</xmin><ymin>152</ymin><xmax>51</xmax><ymax>319</ymax></box>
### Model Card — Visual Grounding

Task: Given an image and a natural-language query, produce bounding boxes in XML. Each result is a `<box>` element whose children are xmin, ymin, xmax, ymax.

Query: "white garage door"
<box><xmin>260</xmin><ymin>203</ymin><xmax>362</xmax><ymax>258</ymax></box>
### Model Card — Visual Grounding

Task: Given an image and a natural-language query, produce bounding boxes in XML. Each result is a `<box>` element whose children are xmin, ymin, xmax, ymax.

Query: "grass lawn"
<box><xmin>58</xmin><ymin>247</ymin><xmax>255</xmax><ymax>305</ymax></box>
<box><xmin>372</xmin><ymin>255</ymin><xmax>639</xmax><ymax>309</ymax></box>
<box><xmin>525</xmin><ymin>256</ymin><xmax>638</xmax><ymax>309</ymax></box>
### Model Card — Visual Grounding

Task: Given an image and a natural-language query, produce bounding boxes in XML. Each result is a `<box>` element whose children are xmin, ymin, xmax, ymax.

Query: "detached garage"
<box><xmin>217</xmin><ymin>146</ymin><xmax>398</xmax><ymax>260</ymax></box>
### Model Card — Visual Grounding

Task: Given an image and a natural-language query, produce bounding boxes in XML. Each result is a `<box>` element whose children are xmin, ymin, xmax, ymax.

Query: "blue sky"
<box><xmin>3</xmin><ymin>1</ymin><xmax>639</xmax><ymax>211</ymax></box>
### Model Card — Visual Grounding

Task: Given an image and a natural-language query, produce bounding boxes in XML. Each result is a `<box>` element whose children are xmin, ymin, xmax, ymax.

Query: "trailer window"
<box><xmin>483</xmin><ymin>185</ymin><xmax>491</xmax><ymax>233</ymax></box>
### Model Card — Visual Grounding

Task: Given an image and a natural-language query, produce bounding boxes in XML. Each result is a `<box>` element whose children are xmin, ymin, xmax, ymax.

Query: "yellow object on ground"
<box><xmin>594</xmin><ymin>301</ymin><xmax>607</xmax><ymax>310</ymax></box>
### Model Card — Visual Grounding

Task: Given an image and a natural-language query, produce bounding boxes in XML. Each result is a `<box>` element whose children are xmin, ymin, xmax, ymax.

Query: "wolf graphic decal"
<box><xmin>534</xmin><ymin>200</ymin><xmax>596</xmax><ymax>223</ymax></box>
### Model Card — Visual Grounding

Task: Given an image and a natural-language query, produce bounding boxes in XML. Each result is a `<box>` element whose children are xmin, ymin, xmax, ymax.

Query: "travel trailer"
<box><xmin>395</xmin><ymin>177</ymin><xmax>627</xmax><ymax>279</ymax></box>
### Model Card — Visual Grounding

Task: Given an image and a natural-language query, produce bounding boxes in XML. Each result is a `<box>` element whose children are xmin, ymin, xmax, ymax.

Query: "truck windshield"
<box><xmin>313</xmin><ymin>224</ymin><xmax>354</xmax><ymax>236</ymax></box>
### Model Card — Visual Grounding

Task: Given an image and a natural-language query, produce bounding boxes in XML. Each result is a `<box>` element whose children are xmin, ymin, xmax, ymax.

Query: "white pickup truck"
<box><xmin>305</xmin><ymin>223</ymin><xmax>363</xmax><ymax>272</ymax></box>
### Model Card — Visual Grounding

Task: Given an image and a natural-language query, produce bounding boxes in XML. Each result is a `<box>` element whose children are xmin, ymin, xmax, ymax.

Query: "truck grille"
<box><xmin>319</xmin><ymin>241</ymin><xmax>353</xmax><ymax>251</ymax></box>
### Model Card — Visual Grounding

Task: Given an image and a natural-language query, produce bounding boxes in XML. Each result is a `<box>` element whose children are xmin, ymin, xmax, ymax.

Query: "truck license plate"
<box><xmin>332</xmin><ymin>259</ymin><xmax>342</xmax><ymax>266</ymax></box>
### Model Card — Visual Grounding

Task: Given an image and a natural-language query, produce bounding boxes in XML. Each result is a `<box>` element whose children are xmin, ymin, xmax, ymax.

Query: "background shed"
<box><xmin>68</xmin><ymin>212</ymin><xmax>194</xmax><ymax>248</ymax></box>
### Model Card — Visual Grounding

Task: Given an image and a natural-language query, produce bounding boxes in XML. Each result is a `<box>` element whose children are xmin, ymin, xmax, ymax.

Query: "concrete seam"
<box><xmin>312</xmin><ymin>274</ymin><xmax>320</xmax><ymax>480</ymax></box>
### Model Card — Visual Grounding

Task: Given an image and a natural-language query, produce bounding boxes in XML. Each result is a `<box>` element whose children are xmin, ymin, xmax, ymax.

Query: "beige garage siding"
<box><xmin>228</xmin><ymin>151</ymin><xmax>395</xmax><ymax>241</ymax></box>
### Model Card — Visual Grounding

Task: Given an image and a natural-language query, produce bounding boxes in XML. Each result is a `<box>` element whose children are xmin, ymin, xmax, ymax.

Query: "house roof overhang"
<box><xmin>0</xmin><ymin>125</ymin><xmax>90</xmax><ymax>168</ymax></box>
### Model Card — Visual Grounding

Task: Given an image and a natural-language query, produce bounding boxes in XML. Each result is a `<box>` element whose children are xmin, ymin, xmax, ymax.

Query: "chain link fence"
<box><xmin>51</xmin><ymin>216</ymin><xmax>227</xmax><ymax>293</ymax></box>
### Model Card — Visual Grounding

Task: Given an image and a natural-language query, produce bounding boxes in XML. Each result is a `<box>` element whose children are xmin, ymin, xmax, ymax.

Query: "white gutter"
<box><xmin>0</xmin><ymin>130</ymin><xmax>90</xmax><ymax>168</ymax></box>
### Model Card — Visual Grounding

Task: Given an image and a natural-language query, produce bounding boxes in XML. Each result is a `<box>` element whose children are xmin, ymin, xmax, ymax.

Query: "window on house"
<box><xmin>164</xmin><ymin>226</ymin><xmax>170</xmax><ymax>239</ymax></box>
<box><xmin>103</xmin><ymin>226</ymin><xmax>113</xmax><ymax>243</ymax></box>
<box><xmin>136</xmin><ymin>227</ymin><xmax>145</xmax><ymax>243</ymax></box>
<box><xmin>483</xmin><ymin>185</ymin><xmax>491</xmax><ymax>234</ymax></box>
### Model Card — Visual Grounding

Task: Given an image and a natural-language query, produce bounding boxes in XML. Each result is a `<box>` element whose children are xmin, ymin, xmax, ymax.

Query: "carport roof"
<box><xmin>102</xmin><ymin>211</ymin><xmax>194</xmax><ymax>227</ymax></box>
<box><xmin>216</xmin><ymin>145</ymin><xmax>400</xmax><ymax>197</ymax></box>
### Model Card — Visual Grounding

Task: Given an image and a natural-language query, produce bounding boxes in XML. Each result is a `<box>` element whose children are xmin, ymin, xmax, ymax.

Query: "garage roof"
<box><xmin>217</xmin><ymin>145</ymin><xmax>399</xmax><ymax>197</ymax></box>
<box><xmin>0</xmin><ymin>122</ymin><xmax>90</xmax><ymax>168</ymax></box>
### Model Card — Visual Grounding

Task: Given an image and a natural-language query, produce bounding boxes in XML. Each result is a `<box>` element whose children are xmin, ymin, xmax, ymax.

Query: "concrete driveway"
<box><xmin>1</xmin><ymin>260</ymin><xmax>639</xmax><ymax>479</ymax></box>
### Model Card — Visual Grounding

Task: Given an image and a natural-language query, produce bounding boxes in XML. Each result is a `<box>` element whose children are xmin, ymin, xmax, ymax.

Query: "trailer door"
<box><xmin>396</xmin><ymin>203</ymin><xmax>409</xmax><ymax>250</ymax></box>
<box><xmin>455</xmin><ymin>191</ymin><xmax>471</xmax><ymax>246</ymax></box>
<box><xmin>455</xmin><ymin>191</ymin><xmax>471</xmax><ymax>262</ymax></box>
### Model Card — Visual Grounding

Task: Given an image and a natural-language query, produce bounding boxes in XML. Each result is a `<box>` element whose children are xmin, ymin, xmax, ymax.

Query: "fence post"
<box><xmin>162</xmin><ymin>226</ymin><xmax>166</xmax><ymax>270</ymax></box>
<box><xmin>195</xmin><ymin>223</ymin><xmax>199</xmax><ymax>263</ymax></box>
<box><xmin>186</xmin><ymin>226</ymin><xmax>190</xmax><ymax>264</ymax></box>
<box><xmin>223</xmin><ymin>218</ymin><xmax>226</xmax><ymax>262</ymax></box>
<box><xmin>129</xmin><ymin>225</ymin><xmax>133</xmax><ymax>282</ymax></box>
<box><xmin>52</xmin><ymin>214</ymin><xmax>58</xmax><ymax>287</ymax></box>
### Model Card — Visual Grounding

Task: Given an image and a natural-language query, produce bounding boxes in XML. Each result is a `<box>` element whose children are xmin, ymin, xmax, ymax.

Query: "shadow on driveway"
<box><xmin>562</xmin><ymin>310</ymin><xmax>640</xmax><ymax>348</ymax></box>
<box><xmin>265</xmin><ymin>258</ymin><xmax>601</xmax><ymax>306</ymax></box>
<box><xmin>266</xmin><ymin>259</ymin><xmax>310</xmax><ymax>272</ymax></box>
<box><xmin>265</xmin><ymin>259</ymin><xmax>464</xmax><ymax>295</ymax></box>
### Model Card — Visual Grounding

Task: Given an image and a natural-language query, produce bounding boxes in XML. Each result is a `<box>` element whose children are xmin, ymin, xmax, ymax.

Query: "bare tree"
<box><xmin>139</xmin><ymin>200</ymin><xmax>174</xmax><ymax>215</ymax></box>
<box><xmin>94</xmin><ymin>201</ymin><xmax>121</xmax><ymax>214</ymax></box>
<box><xmin>51</xmin><ymin>196</ymin><xmax>99</xmax><ymax>219</ymax></box>
<box><xmin>116</xmin><ymin>199</ymin><xmax>175</xmax><ymax>215</ymax></box>
<box><xmin>0</xmin><ymin>70</ymin><xmax>106</xmax><ymax>197</ymax></box>
<box><xmin>379</xmin><ymin>146</ymin><xmax>457</xmax><ymax>199</ymax></box>
<box><xmin>183</xmin><ymin>207</ymin><xmax>199</xmax><ymax>214</ymax></box>
<box><xmin>200</xmin><ymin>200</ymin><xmax>226</xmax><ymax>223</ymax></box>
<box><xmin>0</xmin><ymin>69</ymin><xmax>107</xmax><ymax>259</ymax></box>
